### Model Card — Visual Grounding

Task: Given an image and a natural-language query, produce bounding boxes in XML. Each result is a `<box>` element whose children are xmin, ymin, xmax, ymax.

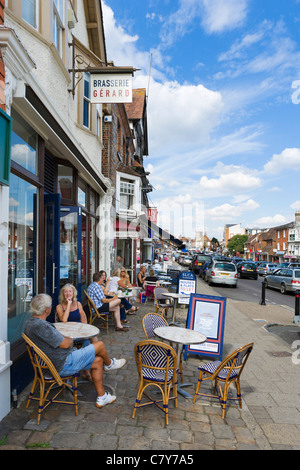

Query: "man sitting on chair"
<box><xmin>24</xmin><ymin>293</ymin><xmax>126</xmax><ymax>409</ymax></box>
<box><xmin>87</xmin><ymin>272</ymin><xmax>129</xmax><ymax>332</ymax></box>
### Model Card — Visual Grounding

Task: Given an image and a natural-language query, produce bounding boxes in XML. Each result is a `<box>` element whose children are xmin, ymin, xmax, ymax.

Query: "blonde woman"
<box><xmin>56</xmin><ymin>284</ymin><xmax>87</xmax><ymax>324</ymax></box>
<box><xmin>56</xmin><ymin>283</ymin><xmax>94</xmax><ymax>381</ymax></box>
<box><xmin>108</xmin><ymin>268</ymin><xmax>139</xmax><ymax>316</ymax></box>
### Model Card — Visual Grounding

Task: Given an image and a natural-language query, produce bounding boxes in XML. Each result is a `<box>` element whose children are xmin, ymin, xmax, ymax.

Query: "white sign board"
<box><xmin>91</xmin><ymin>73</ymin><xmax>133</xmax><ymax>103</ymax></box>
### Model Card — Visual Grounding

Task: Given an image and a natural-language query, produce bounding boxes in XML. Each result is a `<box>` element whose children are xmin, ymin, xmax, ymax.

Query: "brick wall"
<box><xmin>102</xmin><ymin>103</ymin><xmax>134</xmax><ymax>188</ymax></box>
<box><xmin>0</xmin><ymin>0</ymin><xmax>5</xmax><ymax>112</ymax></box>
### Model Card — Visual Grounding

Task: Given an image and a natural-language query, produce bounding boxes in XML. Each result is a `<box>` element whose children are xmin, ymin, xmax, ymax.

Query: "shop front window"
<box><xmin>11</xmin><ymin>108</ymin><xmax>38</xmax><ymax>175</ymax></box>
<box><xmin>8</xmin><ymin>174</ymin><xmax>37</xmax><ymax>343</ymax></box>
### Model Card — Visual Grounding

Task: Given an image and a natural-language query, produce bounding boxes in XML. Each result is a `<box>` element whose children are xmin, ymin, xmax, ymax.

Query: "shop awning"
<box><xmin>142</xmin><ymin>216</ymin><xmax>183</xmax><ymax>247</ymax></box>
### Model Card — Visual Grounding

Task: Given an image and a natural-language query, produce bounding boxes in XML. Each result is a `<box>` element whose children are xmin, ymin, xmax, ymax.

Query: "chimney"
<box><xmin>295</xmin><ymin>212</ymin><xmax>300</xmax><ymax>224</ymax></box>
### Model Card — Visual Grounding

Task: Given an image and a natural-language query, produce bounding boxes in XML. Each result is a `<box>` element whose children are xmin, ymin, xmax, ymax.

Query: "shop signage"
<box><xmin>91</xmin><ymin>73</ymin><xmax>133</xmax><ymax>104</ymax></box>
<box><xmin>177</xmin><ymin>271</ymin><xmax>196</xmax><ymax>304</ymax></box>
<box><xmin>184</xmin><ymin>293</ymin><xmax>226</xmax><ymax>361</ymax></box>
<box><xmin>147</xmin><ymin>207</ymin><xmax>157</xmax><ymax>224</ymax></box>
<box><xmin>0</xmin><ymin>108</ymin><xmax>12</xmax><ymax>186</ymax></box>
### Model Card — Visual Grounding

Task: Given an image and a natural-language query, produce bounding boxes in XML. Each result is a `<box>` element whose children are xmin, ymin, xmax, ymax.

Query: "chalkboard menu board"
<box><xmin>177</xmin><ymin>271</ymin><xmax>196</xmax><ymax>304</ymax></box>
<box><xmin>184</xmin><ymin>293</ymin><xmax>226</xmax><ymax>360</ymax></box>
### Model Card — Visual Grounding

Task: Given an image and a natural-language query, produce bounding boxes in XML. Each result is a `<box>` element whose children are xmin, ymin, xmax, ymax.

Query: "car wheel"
<box><xmin>265</xmin><ymin>279</ymin><xmax>268</xmax><ymax>288</ymax></box>
<box><xmin>280</xmin><ymin>283</ymin><xmax>286</xmax><ymax>294</ymax></box>
<box><xmin>254</xmin><ymin>276</ymin><xmax>258</xmax><ymax>280</ymax></box>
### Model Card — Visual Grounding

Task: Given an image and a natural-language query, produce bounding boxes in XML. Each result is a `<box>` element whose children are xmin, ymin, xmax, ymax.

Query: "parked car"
<box><xmin>288</xmin><ymin>263</ymin><xmax>300</xmax><ymax>269</ymax></box>
<box><xmin>236</xmin><ymin>261</ymin><xmax>258</xmax><ymax>280</ymax></box>
<box><xmin>190</xmin><ymin>253</ymin><xmax>212</xmax><ymax>274</ymax></box>
<box><xmin>199</xmin><ymin>261</ymin><xmax>211</xmax><ymax>279</ymax></box>
<box><xmin>205</xmin><ymin>260</ymin><xmax>238</xmax><ymax>287</ymax></box>
<box><xmin>182</xmin><ymin>256</ymin><xmax>192</xmax><ymax>267</ymax></box>
<box><xmin>257</xmin><ymin>262</ymin><xmax>278</xmax><ymax>276</ymax></box>
<box><xmin>265</xmin><ymin>268</ymin><xmax>300</xmax><ymax>294</ymax></box>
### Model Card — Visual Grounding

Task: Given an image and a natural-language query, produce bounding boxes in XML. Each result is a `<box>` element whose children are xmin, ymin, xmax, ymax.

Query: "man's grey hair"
<box><xmin>30</xmin><ymin>294</ymin><xmax>52</xmax><ymax>316</ymax></box>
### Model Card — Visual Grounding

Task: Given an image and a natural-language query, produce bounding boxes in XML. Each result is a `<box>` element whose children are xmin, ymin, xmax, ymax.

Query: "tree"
<box><xmin>227</xmin><ymin>234</ymin><xmax>248</xmax><ymax>255</ymax></box>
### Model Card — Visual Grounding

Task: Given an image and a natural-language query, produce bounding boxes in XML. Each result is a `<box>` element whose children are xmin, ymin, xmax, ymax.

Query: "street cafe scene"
<box><xmin>1</xmin><ymin>0</ymin><xmax>300</xmax><ymax>455</ymax></box>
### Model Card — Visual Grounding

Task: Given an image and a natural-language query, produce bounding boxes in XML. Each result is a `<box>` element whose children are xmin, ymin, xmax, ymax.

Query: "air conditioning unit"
<box><xmin>104</xmin><ymin>115</ymin><xmax>112</xmax><ymax>123</ymax></box>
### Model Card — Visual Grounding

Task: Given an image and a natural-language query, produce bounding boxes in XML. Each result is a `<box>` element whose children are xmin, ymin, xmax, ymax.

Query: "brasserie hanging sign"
<box><xmin>91</xmin><ymin>72</ymin><xmax>133</xmax><ymax>104</ymax></box>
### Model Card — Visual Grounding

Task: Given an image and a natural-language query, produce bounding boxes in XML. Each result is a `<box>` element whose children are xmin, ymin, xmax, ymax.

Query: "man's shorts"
<box><xmin>60</xmin><ymin>343</ymin><xmax>95</xmax><ymax>377</ymax></box>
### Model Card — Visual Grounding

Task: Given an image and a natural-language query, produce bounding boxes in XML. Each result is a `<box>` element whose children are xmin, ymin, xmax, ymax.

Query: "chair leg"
<box><xmin>235</xmin><ymin>379</ymin><xmax>242</xmax><ymax>408</ymax></box>
<box><xmin>132</xmin><ymin>381</ymin><xmax>144</xmax><ymax>419</ymax></box>
<box><xmin>193</xmin><ymin>371</ymin><xmax>204</xmax><ymax>403</ymax></box>
<box><xmin>221</xmin><ymin>381</ymin><xmax>229</xmax><ymax>419</ymax></box>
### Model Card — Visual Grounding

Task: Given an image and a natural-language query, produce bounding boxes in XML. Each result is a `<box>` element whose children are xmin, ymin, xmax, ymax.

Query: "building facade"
<box><xmin>0</xmin><ymin>0</ymin><xmax>134</xmax><ymax>419</ymax></box>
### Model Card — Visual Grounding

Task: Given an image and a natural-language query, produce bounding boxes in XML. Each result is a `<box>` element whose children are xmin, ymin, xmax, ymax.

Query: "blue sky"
<box><xmin>102</xmin><ymin>0</ymin><xmax>300</xmax><ymax>240</ymax></box>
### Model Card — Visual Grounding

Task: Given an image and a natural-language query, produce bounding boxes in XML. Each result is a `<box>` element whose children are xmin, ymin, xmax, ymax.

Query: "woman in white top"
<box><xmin>108</xmin><ymin>268</ymin><xmax>139</xmax><ymax>316</ymax></box>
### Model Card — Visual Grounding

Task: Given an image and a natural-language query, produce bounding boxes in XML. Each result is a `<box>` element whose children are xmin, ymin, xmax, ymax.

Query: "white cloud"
<box><xmin>198</xmin><ymin>169</ymin><xmax>261</xmax><ymax>196</ymax></box>
<box><xmin>291</xmin><ymin>201</ymin><xmax>300</xmax><ymax>210</ymax></box>
<box><xmin>205</xmin><ymin>198</ymin><xmax>259</xmax><ymax>221</ymax></box>
<box><xmin>140</xmin><ymin>77</ymin><xmax>223</xmax><ymax>154</ymax></box>
<box><xmin>201</xmin><ymin>0</ymin><xmax>248</xmax><ymax>34</ymax></box>
<box><xmin>264</xmin><ymin>148</ymin><xmax>300</xmax><ymax>174</ymax></box>
<box><xmin>254</xmin><ymin>214</ymin><xmax>287</xmax><ymax>226</ymax></box>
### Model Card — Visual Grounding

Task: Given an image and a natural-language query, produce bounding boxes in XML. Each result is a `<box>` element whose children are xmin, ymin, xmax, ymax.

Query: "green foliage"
<box><xmin>227</xmin><ymin>234</ymin><xmax>249</xmax><ymax>254</ymax></box>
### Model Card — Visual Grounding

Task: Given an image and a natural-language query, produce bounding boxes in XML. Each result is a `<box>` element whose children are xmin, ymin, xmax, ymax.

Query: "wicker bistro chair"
<box><xmin>193</xmin><ymin>342</ymin><xmax>254</xmax><ymax>419</ymax></box>
<box><xmin>154</xmin><ymin>287</ymin><xmax>174</xmax><ymax>317</ymax></box>
<box><xmin>22</xmin><ymin>333</ymin><xmax>79</xmax><ymax>425</ymax></box>
<box><xmin>84</xmin><ymin>290</ymin><xmax>109</xmax><ymax>334</ymax></box>
<box><xmin>142</xmin><ymin>313</ymin><xmax>183</xmax><ymax>382</ymax></box>
<box><xmin>132</xmin><ymin>339</ymin><xmax>178</xmax><ymax>426</ymax></box>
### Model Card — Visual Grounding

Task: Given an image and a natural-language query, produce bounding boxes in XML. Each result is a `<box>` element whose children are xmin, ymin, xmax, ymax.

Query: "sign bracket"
<box><xmin>68</xmin><ymin>37</ymin><xmax>140</xmax><ymax>98</ymax></box>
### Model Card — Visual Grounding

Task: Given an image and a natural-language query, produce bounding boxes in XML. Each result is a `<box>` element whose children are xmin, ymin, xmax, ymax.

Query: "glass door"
<box><xmin>44</xmin><ymin>194</ymin><xmax>60</xmax><ymax>322</ymax></box>
<box><xmin>60</xmin><ymin>206</ymin><xmax>82</xmax><ymax>300</ymax></box>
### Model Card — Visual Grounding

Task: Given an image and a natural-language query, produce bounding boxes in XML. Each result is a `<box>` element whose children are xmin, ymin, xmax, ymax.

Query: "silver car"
<box><xmin>257</xmin><ymin>262</ymin><xmax>278</xmax><ymax>276</ymax></box>
<box><xmin>205</xmin><ymin>261</ymin><xmax>238</xmax><ymax>287</ymax></box>
<box><xmin>265</xmin><ymin>268</ymin><xmax>300</xmax><ymax>294</ymax></box>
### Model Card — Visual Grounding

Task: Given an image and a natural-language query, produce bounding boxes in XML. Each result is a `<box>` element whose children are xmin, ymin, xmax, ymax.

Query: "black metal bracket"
<box><xmin>68</xmin><ymin>37</ymin><xmax>140</xmax><ymax>98</ymax></box>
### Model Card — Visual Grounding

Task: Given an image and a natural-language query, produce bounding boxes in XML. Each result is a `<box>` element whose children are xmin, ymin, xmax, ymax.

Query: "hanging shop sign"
<box><xmin>91</xmin><ymin>73</ymin><xmax>133</xmax><ymax>104</ymax></box>
<box><xmin>0</xmin><ymin>108</ymin><xmax>12</xmax><ymax>186</ymax></box>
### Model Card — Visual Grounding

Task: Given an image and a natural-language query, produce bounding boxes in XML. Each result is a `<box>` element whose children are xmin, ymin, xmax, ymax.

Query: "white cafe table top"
<box><xmin>54</xmin><ymin>322</ymin><xmax>99</xmax><ymax>340</ymax></box>
<box><xmin>154</xmin><ymin>326</ymin><xmax>206</xmax><ymax>346</ymax></box>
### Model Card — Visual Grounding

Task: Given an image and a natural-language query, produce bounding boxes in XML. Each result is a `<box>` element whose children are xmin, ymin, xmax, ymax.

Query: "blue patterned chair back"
<box><xmin>134</xmin><ymin>340</ymin><xmax>177</xmax><ymax>383</ymax></box>
<box><xmin>216</xmin><ymin>343</ymin><xmax>254</xmax><ymax>381</ymax></box>
<box><xmin>142</xmin><ymin>313</ymin><xmax>168</xmax><ymax>339</ymax></box>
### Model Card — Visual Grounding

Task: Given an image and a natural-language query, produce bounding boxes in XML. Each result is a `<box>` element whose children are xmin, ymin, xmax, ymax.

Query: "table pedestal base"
<box><xmin>177</xmin><ymin>382</ymin><xmax>194</xmax><ymax>399</ymax></box>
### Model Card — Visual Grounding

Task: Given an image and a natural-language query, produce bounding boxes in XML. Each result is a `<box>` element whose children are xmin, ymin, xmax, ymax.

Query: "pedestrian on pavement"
<box><xmin>24</xmin><ymin>294</ymin><xmax>126</xmax><ymax>408</ymax></box>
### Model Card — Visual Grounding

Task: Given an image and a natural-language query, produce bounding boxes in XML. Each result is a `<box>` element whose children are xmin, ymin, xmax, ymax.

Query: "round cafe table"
<box><xmin>154</xmin><ymin>326</ymin><xmax>206</xmax><ymax>399</ymax></box>
<box><xmin>54</xmin><ymin>322</ymin><xmax>99</xmax><ymax>340</ymax></box>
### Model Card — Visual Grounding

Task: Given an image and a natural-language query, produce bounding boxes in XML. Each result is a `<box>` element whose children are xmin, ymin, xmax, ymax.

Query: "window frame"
<box><xmin>53</xmin><ymin>0</ymin><xmax>65</xmax><ymax>58</ymax></box>
<box><xmin>22</xmin><ymin>0</ymin><xmax>39</xmax><ymax>30</ymax></box>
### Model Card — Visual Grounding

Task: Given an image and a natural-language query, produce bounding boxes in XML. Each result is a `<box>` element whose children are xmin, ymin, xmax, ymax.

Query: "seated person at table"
<box><xmin>56</xmin><ymin>283</ymin><xmax>96</xmax><ymax>381</ymax></box>
<box><xmin>108</xmin><ymin>268</ymin><xmax>139</xmax><ymax>317</ymax></box>
<box><xmin>137</xmin><ymin>265</ymin><xmax>146</xmax><ymax>288</ymax></box>
<box><xmin>143</xmin><ymin>269</ymin><xmax>160</xmax><ymax>298</ymax></box>
<box><xmin>56</xmin><ymin>283</ymin><xmax>87</xmax><ymax>324</ymax></box>
<box><xmin>24</xmin><ymin>294</ymin><xmax>126</xmax><ymax>408</ymax></box>
<box><xmin>87</xmin><ymin>273</ymin><xmax>129</xmax><ymax>332</ymax></box>
<box><xmin>96</xmin><ymin>269</ymin><xmax>128</xmax><ymax>324</ymax></box>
